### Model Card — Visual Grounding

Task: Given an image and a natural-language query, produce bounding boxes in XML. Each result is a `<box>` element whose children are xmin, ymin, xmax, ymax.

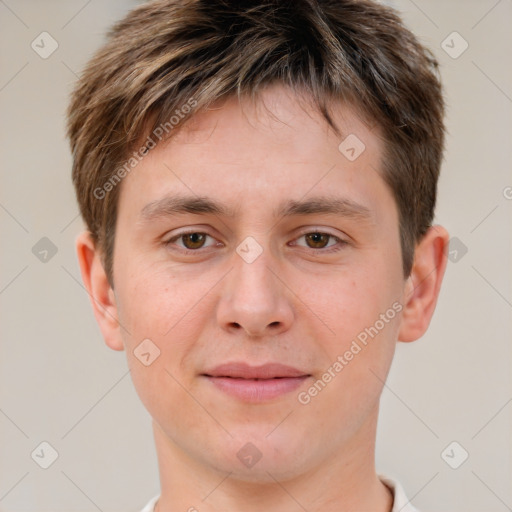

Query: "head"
<box><xmin>69</xmin><ymin>0</ymin><xmax>448</xmax><ymax>482</ymax></box>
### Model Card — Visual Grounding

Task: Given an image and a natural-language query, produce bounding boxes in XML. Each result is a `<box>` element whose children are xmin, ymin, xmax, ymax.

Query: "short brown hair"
<box><xmin>67</xmin><ymin>0</ymin><xmax>445</xmax><ymax>286</ymax></box>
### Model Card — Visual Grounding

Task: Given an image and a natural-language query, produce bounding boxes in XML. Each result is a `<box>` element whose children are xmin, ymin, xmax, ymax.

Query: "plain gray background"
<box><xmin>1</xmin><ymin>0</ymin><xmax>511</xmax><ymax>510</ymax></box>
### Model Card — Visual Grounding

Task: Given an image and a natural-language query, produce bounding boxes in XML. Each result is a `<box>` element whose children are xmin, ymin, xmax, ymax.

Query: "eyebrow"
<box><xmin>139</xmin><ymin>194</ymin><xmax>373</xmax><ymax>223</ymax></box>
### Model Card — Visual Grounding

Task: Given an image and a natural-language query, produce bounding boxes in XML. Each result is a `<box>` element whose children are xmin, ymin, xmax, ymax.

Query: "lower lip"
<box><xmin>204</xmin><ymin>376</ymin><xmax>309</xmax><ymax>402</ymax></box>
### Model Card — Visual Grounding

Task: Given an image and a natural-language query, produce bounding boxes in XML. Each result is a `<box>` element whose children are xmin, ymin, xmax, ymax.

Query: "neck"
<box><xmin>152</xmin><ymin>411</ymin><xmax>393</xmax><ymax>512</ymax></box>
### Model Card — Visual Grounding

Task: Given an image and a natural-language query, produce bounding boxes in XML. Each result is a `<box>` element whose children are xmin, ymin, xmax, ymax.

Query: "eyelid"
<box><xmin>165</xmin><ymin>229</ymin><xmax>221</xmax><ymax>251</ymax></box>
<box><xmin>290</xmin><ymin>229</ymin><xmax>348</xmax><ymax>251</ymax></box>
<box><xmin>294</xmin><ymin>226</ymin><xmax>349</xmax><ymax>243</ymax></box>
<box><xmin>293</xmin><ymin>233</ymin><xmax>338</xmax><ymax>246</ymax></box>
<box><xmin>294</xmin><ymin>226</ymin><xmax>346</xmax><ymax>238</ymax></box>
<box><xmin>164</xmin><ymin>227</ymin><xmax>349</xmax><ymax>253</ymax></box>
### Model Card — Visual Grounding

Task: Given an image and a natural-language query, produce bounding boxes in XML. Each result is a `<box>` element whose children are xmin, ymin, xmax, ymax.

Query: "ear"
<box><xmin>398</xmin><ymin>225</ymin><xmax>450</xmax><ymax>343</ymax></box>
<box><xmin>75</xmin><ymin>231</ymin><xmax>124</xmax><ymax>351</ymax></box>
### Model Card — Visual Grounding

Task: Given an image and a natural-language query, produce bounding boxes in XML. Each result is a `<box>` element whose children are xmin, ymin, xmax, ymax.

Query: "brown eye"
<box><xmin>304</xmin><ymin>233</ymin><xmax>331</xmax><ymax>249</ymax></box>
<box><xmin>181</xmin><ymin>232</ymin><xmax>207</xmax><ymax>249</ymax></box>
<box><xmin>165</xmin><ymin>231</ymin><xmax>219</xmax><ymax>253</ymax></box>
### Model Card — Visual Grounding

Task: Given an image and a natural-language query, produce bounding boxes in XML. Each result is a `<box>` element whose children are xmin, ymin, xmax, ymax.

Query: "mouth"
<box><xmin>201</xmin><ymin>362</ymin><xmax>311</xmax><ymax>402</ymax></box>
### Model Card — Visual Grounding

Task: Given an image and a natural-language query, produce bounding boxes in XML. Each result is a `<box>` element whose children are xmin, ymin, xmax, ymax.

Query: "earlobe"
<box><xmin>398</xmin><ymin>225</ymin><xmax>450</xmax><ymax>343</ymax></box>
<box><xmin>75</xmin><ymin>231</ymin><xmax>125</xmax><ymax>351</ymax></box>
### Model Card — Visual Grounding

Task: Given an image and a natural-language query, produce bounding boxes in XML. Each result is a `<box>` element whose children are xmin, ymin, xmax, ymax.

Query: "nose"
<box><xmin>216</xmin><ymin>244</ymin><xmax>294</xmax><ymax>338</ymax></box>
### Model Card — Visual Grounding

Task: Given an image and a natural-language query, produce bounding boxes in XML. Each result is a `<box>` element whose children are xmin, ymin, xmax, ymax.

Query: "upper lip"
<box><xmin>202</xmin><ymin>362</ymin><xmax>309</xmax><ymax>379</ymax></box>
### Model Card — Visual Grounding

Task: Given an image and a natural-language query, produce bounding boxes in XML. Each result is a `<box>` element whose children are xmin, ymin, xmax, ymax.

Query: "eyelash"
<box><xmin>164</xmin><ymin>230</ymin><xmax>348</xmax><ymax>254</ymax></box>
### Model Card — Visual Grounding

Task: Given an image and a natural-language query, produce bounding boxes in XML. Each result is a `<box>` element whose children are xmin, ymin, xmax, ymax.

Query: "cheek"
<box><xmin>297</xmin><ymin>281</ymin><xmax>400</xmax><ymax>441</ymax></box>
<box><xmin>302</xmin><ymin>263</ymin><xmax>400</xmax><ymax>349</ymax></box>
<box><xmin>116</xmin><ymin>263</ymin><xmax>189</xmax><ymax>343</ymax></box>
<box><xmin>300</xmin><ymin>265</ymin><xmax>402</xmax><ymax>426</ymax></box>
<box><xmin>115</xmin><ymin>271</ymin><xmax>200</xmax><ymax>425</ymax></box>
<box><xmin>114</xmin><ymin>264</ymin><xmax>214</xmax><ymax>383</ymax></box>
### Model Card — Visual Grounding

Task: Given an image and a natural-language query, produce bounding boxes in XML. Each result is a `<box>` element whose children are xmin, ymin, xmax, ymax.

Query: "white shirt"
<box><xmin>140</xmin><ymin>475</ymin><xmax>419</xmax><ymax>511</ymax></box>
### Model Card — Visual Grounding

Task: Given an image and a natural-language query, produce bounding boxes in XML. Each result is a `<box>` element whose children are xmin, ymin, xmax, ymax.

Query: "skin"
<box><xmin>76</xmin><ymin>84</ymin><xmax>449</xmax><ymax>512</ymax></box>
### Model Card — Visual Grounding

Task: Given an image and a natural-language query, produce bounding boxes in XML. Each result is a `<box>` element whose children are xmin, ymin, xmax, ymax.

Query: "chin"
<box><xmin>215</xmin><ymin>455</ymin><xmax>306</xmax><ymax>484</ymax></box>
<box><xmin>204</xmin><ymin>431</ymin><xmax>314</xmax><ymax>483</ymax></box>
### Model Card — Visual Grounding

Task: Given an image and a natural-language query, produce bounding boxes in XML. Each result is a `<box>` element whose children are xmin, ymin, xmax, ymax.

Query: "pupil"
<box><xmin>307</xmin><ymin>233</ymin><xmax>327</xmax><ymax>248</ymax></box>
<box><xmin>185</xmin><ymin>233</ymin><xmax>204</xmax><ymax>248</ymax></box>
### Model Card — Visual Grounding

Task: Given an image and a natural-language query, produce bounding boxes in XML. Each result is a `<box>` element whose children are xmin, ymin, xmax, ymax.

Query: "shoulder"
<box><xmin>140</xmin><ymin>495</ymin><xmax>159</xmax><ymax>512</ymax></box>
<box><xmin>379</xmin><ymin>475</ymin><xmax>421</xmax><ymax>512</ymax></box>
<box><xmin>141</xmin><ymin>479</ymin><xmax>419</xmax><ymax>512</ymax></box>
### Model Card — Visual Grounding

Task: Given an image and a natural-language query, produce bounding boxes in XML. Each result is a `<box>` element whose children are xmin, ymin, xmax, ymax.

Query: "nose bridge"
<box><xmin>231</xmin><ymin>237</ymin><xmax>279</xmax><ymax>309</ymax></box>
<box><xmin>216</xmin><ymin>236</ymin><xmax>293</xmax><ymax>336</ymax></box>
<box><xmin>235</xmin><ymin>242</ymin><xmax>274</xmax><ymax>297</ymax></box>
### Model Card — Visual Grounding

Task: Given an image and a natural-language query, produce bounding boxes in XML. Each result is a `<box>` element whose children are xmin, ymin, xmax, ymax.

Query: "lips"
<box><xmin>201</xmin><ymin>362</ymin><xmax>311</xmax><ymax>402</ymax></box>
<box><xmin>203</xmin><ymin>362</ymin><xmax>308</xmax><ymax>379</ymax></box>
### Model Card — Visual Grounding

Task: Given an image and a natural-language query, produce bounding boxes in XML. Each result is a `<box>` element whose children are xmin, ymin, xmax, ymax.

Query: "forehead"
<box><xmin>170</xmin><ymin>85</ymin><xmax>378</xmax><ymax>155</ymax></box>
<box><xmin>117</xmin><ymin>84</ymin><xmax>394</xmax><ymax>226</ymax></box>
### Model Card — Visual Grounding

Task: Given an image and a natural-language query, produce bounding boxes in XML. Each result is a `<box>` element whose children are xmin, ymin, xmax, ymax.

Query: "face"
<box><xmin>109</xmin><ymin>85</ymin><xmax>407</xmax><ymax>480</ymax></box>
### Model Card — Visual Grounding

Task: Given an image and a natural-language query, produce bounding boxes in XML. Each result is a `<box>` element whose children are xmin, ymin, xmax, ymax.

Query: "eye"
<box><xmin>165</xmin><ymin>231</ymin><xmax>218</xmax><ymax>251</ymax></box>
<box><xmin>164</xmin><ymin>230</ymin><xmax>347</xmax><ymax>254</ymax></box>
<box><xmin>292</xmin><ymin>231</ymin><xmax>347</xmax><ymax>252</ymax></box>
